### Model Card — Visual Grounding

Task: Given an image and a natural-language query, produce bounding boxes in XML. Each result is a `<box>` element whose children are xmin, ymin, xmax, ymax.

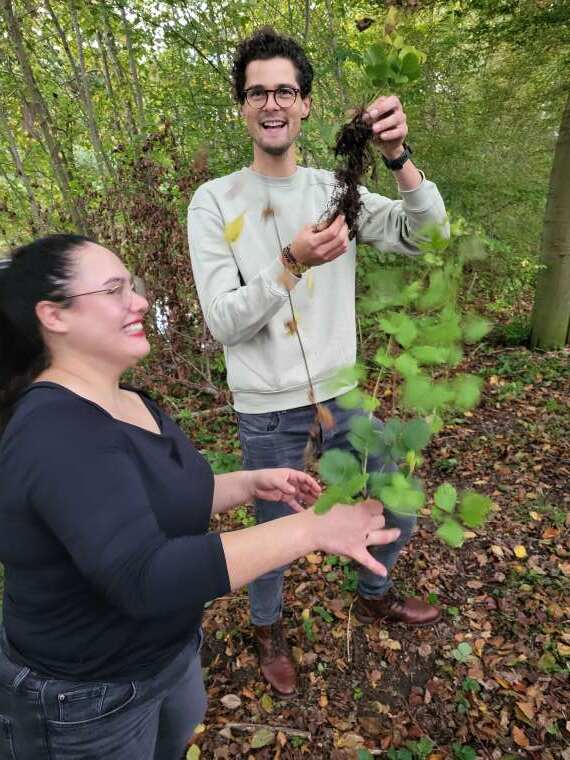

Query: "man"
<box><xmin>188</xmin><ymin>28</ymin><xmax>448</xmax><ymax>697</ymax></box>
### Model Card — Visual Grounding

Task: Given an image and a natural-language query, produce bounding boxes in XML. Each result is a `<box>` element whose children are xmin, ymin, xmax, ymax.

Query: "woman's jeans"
<box><xmin>0</xmin><ymin>628</ymin><xmax>205</xmax><ymax>760</ymax></box>
<box><xmin>238</xmin><ymin>397</ymin><xmax>417</xmax><ymax>626</ymax></box>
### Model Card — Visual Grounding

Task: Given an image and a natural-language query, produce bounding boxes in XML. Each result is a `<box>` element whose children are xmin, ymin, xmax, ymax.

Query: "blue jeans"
<box><xmin>0</xmin><ymin>629</ymin><xmax>205</xmax><ymax>760</ymax></box>
<box><xmin>238</xmin><ymin>397</ymin><xmax>416</xmax><ymax>626</ymax></box>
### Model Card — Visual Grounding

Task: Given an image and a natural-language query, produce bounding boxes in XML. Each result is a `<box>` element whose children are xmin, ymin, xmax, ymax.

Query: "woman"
<box><xmin>0</xmin><ymin>234</ymin><xmax>398</xmax><ymax>760</ymax></box>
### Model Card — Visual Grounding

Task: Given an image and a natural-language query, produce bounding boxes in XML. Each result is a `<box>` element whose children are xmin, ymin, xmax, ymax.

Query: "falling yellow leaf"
<box><xmin>514</xmin><ymin>545</ymin><xmax>527</xmax><ymax>559</ymax></box>
<box><xmin>223</xmin><ymin>213</ymin><xmax>244</xmax><ymax>243</ymax></box>
<box><xmin>306</xmin><ymin>269</ymin><xmax>314</xmax><ymax>292</ymax></box>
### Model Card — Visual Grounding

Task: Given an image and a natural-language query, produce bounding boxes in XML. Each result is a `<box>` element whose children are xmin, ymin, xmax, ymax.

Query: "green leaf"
<box><xmin>367</xmin><ymin>471</ymin><xmax>394</xmax><ymax>499</ymax></box>
<box><xmin>348</xmin><ymin>415</ymin><xmax>383</xmax><ymax>455</ymax></box>
<box><xmin>434</xmin><ymin>483</ymin><xmax>457</xmax><ymax>513</ymax></box>
<box><xmin>336</xmin><ymin>388</ymin><xmax>364</xmax><ymax>409</ymax></box>
<box><xmin>260</xmin><ymin>693</ymin><xmax>274</xmax><ymax>713</ymax></box>
<box><xmin>379</xmin><ymin>312</ymin><xmax>418</xmax><ymax>348</ymax></box>
<box><xmin>381</xmin><ymin>417</ymin><xmax>403</xmax><ymax>446</ymax></box>
<box><xmin>452</xmin><ymin>374</ymin><xmax>483</xmax><ymax>411</ymax></box>
<box><xmin>399</xmin><ymin>51</ymin><xmax>422</xmax><ymax>80</ymax></box>
<box><xmin>410</xmin><ymin>345</ymin><xmax>449</xmax><ymax>365</ymax></box>
<box><xmin>313</xmin><ymin>474</ymin><xmax>369</xmax><ymax>514</ymax></box>
<box><xmin>336</xmin><ymin>388</ymin><xmax>379</xmax><ymax>412</ymax></box>
<box><xmin>379</xmin><ymin>472</ymin><xmax>425</xmax><ymax>515</ymax></box>
<box><xmin>319</xmin><ymin>449</ymin><xmax>361</xmax><ymax>485</ymax></box>
<box><xmin>401</xmin><ymin>419</ymin><xmax>432</xmax><ymax>451</ymax></box>
<box><xmin>326</xmin><ymin>364</ymin><xmax>366</xmax><ymax>394</ymax></box>
<box><xmin>250</xmin><ymin>727</ymin><xmax>275</xmax><ymax>748</ymax></box>
<box><xmin>313</xmin><ymin>605</ymin><xmax>334</xmax><ymax>623</ymax></box>
<box><xmin>452</xmin><ymin>642</ymin><xmax>473</xmax><ymax>662</ymax></box>
<box><xmin>373</xmin><ymin>348</ymin><xmax>394</xmax><ymax>368</ymax></box>
<box><xmin>357</xmin><ymin>750</ymin><xmax>374</xmax><ymax>760</ymax></box>
<box><xmin>459</xmin><ymin>491</ymin><xmax>492</xmax><ymax>527</ymax></box>
<box><xmin>431</xmin><ymin>505</ymin><xmax>445</xmax><ymax>523</ymax></box>
<box><xmin>462</xmin><ymin>314</ymin><xmax>492</xmax><ymax>343</ymax></box>
<box><xmin>402</xmin><ymin>375</ymin><xmax>454</xmax><ymax>414</ymax></box>
<box><xmin>186</xmin><ymin>745</ymin><xmax>201</xmax><ymax>760</ymax></box>
<box><xmin>436</xmin><ymin>518</ymin><xmax>464</xmax><ymax>548</ymax></box>
<box><xmin>394</xmin><ymin>353</ymin><xmax>420</xmax><ymax>377</ymax></box>
<box><xmin>418</xmin><ymin>310</ymin><xmax>462</xmax><ymax>346</ymax></box>
<box><xmin>418</xmin><ymin>270</ymin><xmax>450</xmax><ymax>311</ymax></box>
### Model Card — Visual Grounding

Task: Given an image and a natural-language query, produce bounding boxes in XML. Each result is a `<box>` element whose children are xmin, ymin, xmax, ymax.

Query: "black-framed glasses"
<box><xmin>243</xmin><ymin>85</ymin><xmax>300</xmax><ymax>110</ymax></box>
<box><xmin>65</xmin><ymin>276</ymin><xmax>146</xmax><ymax>307</ymax></box>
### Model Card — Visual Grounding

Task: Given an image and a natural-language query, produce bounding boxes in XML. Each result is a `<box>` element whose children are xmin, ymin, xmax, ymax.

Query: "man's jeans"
<box><xmin>0</xmin><ymin>628</ymin><xmax>205</xmax><ymax>760</ymax></box>
<box><xmin>238</xmin><ymin>397</ymin><xmax>416</xmax><ymax>626</ymax></box>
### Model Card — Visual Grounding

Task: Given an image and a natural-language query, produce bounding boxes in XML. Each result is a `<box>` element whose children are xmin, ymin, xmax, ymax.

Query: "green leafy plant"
<box><xmin>313</xmin><ymin>223</ymin><xmax>493</xmax><ymax>548</ymax></box>
<box><xmin>386</xmin><ymin>736</ymin><xmax>434</xmax><ymax>760</ymax></box>
<box><xmin>452</xmin><ymin>642</ymin><xmax>473</xmax><ymax>663</ymax></box>
<box><xmin>452</xmin><ymin>743</ymin><xmax>478</xmax><ymax>760</ymax></box>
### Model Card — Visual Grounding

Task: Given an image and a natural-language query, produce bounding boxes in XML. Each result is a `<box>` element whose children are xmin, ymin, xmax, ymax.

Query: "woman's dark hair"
<box><xmin>0</xmin><ymin>234</ymin><xmax>92</xmax><ymax>429</ymax></box>
<box><xmin>231</xmin><ymin>27</ymin><xmax>314</xmax><ymax>103</ymax></box>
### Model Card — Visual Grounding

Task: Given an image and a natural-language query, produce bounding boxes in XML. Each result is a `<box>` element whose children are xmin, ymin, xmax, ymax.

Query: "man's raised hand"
<box><xmin>290</xmin><ymin>214</ymin><xmax>349</xmax><ymax>267</ymax></box>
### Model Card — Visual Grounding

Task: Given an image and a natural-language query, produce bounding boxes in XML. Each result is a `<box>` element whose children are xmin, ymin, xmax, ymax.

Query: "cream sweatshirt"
<box><xmin>188</xmin><ymin>166</ymin><xmax>448</xmax><ymax>413</ymax></box>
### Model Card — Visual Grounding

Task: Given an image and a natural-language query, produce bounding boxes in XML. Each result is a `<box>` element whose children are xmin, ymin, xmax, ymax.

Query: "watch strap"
<box><xmin>382</xmin><ymin>142</ymin><xmax>413</xmax><ymax>171</ymax></box>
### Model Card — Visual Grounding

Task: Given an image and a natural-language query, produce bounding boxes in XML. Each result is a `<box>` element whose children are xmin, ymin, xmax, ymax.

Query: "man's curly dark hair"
<box><xmin>231</xmin><ymin>27</ymin><xmax>314</xmax><ymax>103</ymax></box>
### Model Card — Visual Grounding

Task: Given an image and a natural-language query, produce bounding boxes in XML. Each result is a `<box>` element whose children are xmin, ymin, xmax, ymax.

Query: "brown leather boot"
<box><xmin>354</xmin><ymin>589</ymin><xmax>441</xmax><ymax>626</ymax></box>
<box><xmin>253</xmin><ymin>621</ymin><xmax>297</xmax><ymax>697</ymax></box>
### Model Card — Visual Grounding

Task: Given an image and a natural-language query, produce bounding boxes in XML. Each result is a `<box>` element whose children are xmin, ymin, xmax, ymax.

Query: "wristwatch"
<box><xmin>382</xmin><ymin>142</ymin><xmax>413</xmax><ymax>171</ymax></box>
<box><xmin>282</xmin><ymin>244</ymin><xmax>309</xmax><ymax>277</ymax></box>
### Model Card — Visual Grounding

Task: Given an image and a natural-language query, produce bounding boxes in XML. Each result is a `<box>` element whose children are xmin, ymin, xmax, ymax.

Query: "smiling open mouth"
<box><xmin>261</xmin><ymin>120</ymin><xmax>287</xmax><ymax>130</ymax></box>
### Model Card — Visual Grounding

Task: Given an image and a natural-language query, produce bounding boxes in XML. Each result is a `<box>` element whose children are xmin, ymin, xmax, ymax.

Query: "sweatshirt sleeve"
<box><xmin>24</xmin><ymin>405</ymin><xmax>230</xmax><ymax>621</ymax></box>
<box><xmin>188</xmin><ymin>189</ymin><xmax>295</xmax><ymax>346</ymax></box>
<box><xmin>356</xmin><ymin>174</ymin><xmax>449</xmax><ymax>254</ymax></box>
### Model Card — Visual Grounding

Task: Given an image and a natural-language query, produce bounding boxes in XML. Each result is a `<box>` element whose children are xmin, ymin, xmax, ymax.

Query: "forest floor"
<box><xmin>192</xmin><ymin>344</ymin><xmax>570</xmax><ymax>760</ymax></box>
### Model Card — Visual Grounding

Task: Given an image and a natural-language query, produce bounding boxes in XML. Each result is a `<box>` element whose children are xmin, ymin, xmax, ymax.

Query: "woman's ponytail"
<box><xmin>0</xmin><ymin>234</ymin><xmax>92</xmax><ymax>430</ymax></box>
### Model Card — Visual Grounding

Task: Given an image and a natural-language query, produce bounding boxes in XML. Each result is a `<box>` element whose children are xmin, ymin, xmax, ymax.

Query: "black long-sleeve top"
<box><xmin>0</xmin><ymin>382</ymin><xmax>230</xmax><ymax>681</ymax></box>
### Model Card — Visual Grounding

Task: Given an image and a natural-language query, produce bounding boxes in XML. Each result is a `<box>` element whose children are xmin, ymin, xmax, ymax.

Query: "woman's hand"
<box><xmin>249</xmin><ymin>468</ymin><xmax>321</xmax><ymax>512</ymax></box>
<box><xmin>310</xmin><ymin>499</ymin><xmax>400</xmax><ymax>576</ymax></box>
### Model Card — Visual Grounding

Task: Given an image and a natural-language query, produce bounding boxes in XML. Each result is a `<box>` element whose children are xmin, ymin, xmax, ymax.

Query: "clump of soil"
<box><xmin>320</xmin><ymin>109</ymin><xmax>375</xmax><ymax>238</ymax></box>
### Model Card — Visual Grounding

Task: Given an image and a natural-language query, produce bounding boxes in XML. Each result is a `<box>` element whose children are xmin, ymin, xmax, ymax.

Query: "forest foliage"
<box><xmin>0</xmin><ymin>0</ymin><xmax>568</xmax><ymax>389</ymax></box>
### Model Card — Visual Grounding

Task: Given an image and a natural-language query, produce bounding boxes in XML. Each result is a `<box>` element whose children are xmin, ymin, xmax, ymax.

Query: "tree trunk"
<box><xmin>0</xmin><ymin>105</ymin><xmax>44</xmax><ymax>233</ymax></box>
<box><xmin>1</xmin><ymin>0</ymin><xmax>87</xmax><ymax>232</ymax></box>
<box><xmin>68</xmin><ymin>0</ymin><xmax>116</xmax><ymax>179</ymax></box>
<box><xmin>102</xmin><ymin>10</ymin><xmax>139</xmax><ymax>137</ymax></box>
<box><xmin>120</xmin><ymin>3</ymin><xmax>145</xmax><ymax>133</ymax></box>
<box><xmin>96</xmin><ymin>28</ymin><xmax>125</xmax><ymax>136</ymax></box>
<box><xmin>530</xmin><ymin>90</ymin><xmax>570</xmax><ymax>349</ymax></box>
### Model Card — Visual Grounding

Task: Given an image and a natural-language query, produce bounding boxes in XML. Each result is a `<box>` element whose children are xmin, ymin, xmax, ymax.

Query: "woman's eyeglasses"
<box><xmin>65</xmin><ymin>276</ymin><xmax>146</xmax><ymax>307</ymax></box>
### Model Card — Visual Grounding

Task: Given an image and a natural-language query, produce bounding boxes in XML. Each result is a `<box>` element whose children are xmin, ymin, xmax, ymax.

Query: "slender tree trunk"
<box><xmin>0</xmin><ymin>0</ymin><xmax>86</xmax><ymax>232</ymax></box>
<box><xmin>96</xmin><ymin>28</ymin><xmax>125</xmax><ymax>136</ymax></box>
<box><xmin>120</xmin><ymin>3</ymin><xmax>145</xmax><ymax>132</ymax></box>
<box><xmin>102</xmin><ymin>10</ymin><xmax>139</xmax><ymax>137</ymax></box>
<box><xmin>324</xmin><ymin>0</ymin><xmax>346</xmax><ymax>107</ymax></box>
<box><xmin>0</xmin><ymin>106</ymin><xmax>44</xmax><ymax>233</ymax></box>
<box><xmin>43</xmin><ymin>0</ymin><xmax>114</xmax><ymax>180</ymax></box>
<box><xmin>530</xmin><ymin>90</ymin><xmax>570</xmax><ymax>349</ymax></box>
<box><xmin>68</xmin><ymin>0</ymin><xmax>115</xmax><ymax>178</ymax></box>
